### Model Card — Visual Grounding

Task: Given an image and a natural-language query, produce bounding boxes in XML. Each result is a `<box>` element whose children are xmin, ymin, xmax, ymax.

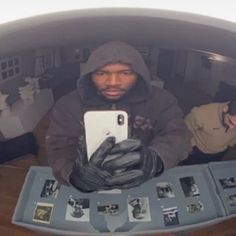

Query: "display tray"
<box><xmin>209</xmin><ymin>160</ymin><xmax>236</xmax><ymax>215</ymax></box>
<box><xmin>12</xmin><ymin>162</ymin><xmax>236</xmax><ymax>236</ymax></box>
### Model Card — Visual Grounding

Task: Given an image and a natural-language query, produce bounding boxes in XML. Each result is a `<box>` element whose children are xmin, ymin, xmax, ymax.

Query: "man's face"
<box><xmin>91</xmin><ymin>63</ymin><xmax>137</xmax><ymax>100</ymax></box>
<box><xmin>223</xmin><ymin>112</ymin><xmax>236</xmax><ymax>130</ymax></box>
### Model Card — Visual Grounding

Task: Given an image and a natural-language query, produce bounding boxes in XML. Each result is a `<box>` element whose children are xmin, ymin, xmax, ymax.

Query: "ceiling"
<box><xmin>0</xmin><ymin>8</ymin><xmax>236</xmax><ymax>58</ymax></box>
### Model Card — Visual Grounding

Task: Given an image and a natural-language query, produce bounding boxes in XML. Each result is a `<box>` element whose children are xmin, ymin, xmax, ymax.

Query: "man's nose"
<box><xmin>106</xmin><ymin>73</ymin><xmax>121</xmax><ymax>86</ymax></box>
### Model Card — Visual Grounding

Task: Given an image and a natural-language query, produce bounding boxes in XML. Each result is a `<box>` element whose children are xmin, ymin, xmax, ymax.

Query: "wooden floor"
<box><xmin>1</xmin><ymin>113</ymin><xmax>236</xmax><ymax>235</ymax></box>
<box><xmin>0</xmin><ymin>156</ymin><xmax>44</xmax><ymax>236</ymax></box>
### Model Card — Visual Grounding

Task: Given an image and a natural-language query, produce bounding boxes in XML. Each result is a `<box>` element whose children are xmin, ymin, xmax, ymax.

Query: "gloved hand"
<box><xmin>102</xmin><ymin>139</ymin><xmax>164</xmax><ymax>189</ymax></box>
<box><xmin>70</xmin><ymin>136</ymin><xmax>116</xmax><ymax>192</ymax></box>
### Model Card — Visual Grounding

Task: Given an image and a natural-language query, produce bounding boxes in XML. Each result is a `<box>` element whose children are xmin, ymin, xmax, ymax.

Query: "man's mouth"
<box><xmin>103</xmin><ymin>89</ymin><xmax>124</xmax><ymax>97</ymax></box>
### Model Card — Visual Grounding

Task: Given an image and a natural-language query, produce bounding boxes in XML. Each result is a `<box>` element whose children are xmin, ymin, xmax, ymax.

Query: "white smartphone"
<box><xmin>84</xmin><ymin>110</ymin><xmax>128</xmax><ymax>160</ymax></box>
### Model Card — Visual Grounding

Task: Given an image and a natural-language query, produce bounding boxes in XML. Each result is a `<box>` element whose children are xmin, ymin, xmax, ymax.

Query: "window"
<box><xmin>0</xmin><ymin>56</ymin><xmax>21</xmax><ymax>81</ymax></box>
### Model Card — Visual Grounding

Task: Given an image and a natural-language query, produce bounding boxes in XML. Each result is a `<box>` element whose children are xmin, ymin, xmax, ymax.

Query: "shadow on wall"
<box><xmin>165</xmin><ymin>79</ymin><xmax>236</xmax><ymax>116</ymax></box>
<box><xmin>164</xmin><ymin>80</ymin><xmax>214</xmax><ymax>115</ymax></box>
<box><xmin>45</xmin><ymin>62</ymin><xmax>80</xmax><ymax>101</ymax></box>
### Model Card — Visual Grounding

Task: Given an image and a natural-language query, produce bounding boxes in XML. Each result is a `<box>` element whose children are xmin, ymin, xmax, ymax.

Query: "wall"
<box><xmin>182</xmin><ymin>50</ymin><xmax>236</xmax><ymax>96</ymax></box>
<box><xmin>0</xmin><ymin>50</ymin><xmax>35</xmax><ymax>105</ymax></box>
<box><xmin>197</xmin><ymin>58</ymin><xmax>236</xmax><ymax>96</ymax></box>
<box><xmin>219</xmin><ymin>60</ymin><xmax>236</xmax><ymax>86</ymax></box>
<box><xmin>184</xmin><ymin>51</ymin><xmax>211</xmax><ymax>83</ymax></box>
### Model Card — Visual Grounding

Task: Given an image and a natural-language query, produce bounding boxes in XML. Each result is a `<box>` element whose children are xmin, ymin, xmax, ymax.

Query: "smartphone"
<box><xmin>84</xmin><ymin>110</ymin><xmax>128</xmax><ymax>160</ymax></box>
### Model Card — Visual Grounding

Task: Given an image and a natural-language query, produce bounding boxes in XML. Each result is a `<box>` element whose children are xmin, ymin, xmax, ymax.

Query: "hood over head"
<box><xmin>77</xmin><ymin>41</ymin><xmax>152</xmax><ymax>105</ymax></box>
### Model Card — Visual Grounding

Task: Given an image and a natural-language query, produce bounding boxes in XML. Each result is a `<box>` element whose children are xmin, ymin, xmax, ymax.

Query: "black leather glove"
<box><xmin>102</xmin><ymin>139</ymin><xmax>164</xmax><ymax>189</ymax></box>
<box><xmin>70</xmin><ymin>136</ymin><xmax>116</xmax><ymax>192</ymax></box>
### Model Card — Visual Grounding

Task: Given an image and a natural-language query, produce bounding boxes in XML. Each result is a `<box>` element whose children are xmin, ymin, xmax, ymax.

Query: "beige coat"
<box><xmin>185</xmin><ymin>102</ymin><xmax>236</xmax><ymax>154</ymax></box>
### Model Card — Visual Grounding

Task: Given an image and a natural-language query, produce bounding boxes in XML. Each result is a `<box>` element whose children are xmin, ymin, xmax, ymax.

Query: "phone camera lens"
<box><xmin>117</xmin><ymin>114</ymin><xmax>124</xmax><ymax>125</ymax></box>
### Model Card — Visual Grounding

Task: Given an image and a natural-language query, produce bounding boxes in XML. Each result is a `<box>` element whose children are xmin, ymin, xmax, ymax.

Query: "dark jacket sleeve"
<box><xmin>149</xmin><ymin>89</ymin><xmax>192</xmax><ymax>169</ymax></box>
<box><xmin>45</xmin><ymin>96</ymin><xmax>82</xmax><ymax>185</ymax></box>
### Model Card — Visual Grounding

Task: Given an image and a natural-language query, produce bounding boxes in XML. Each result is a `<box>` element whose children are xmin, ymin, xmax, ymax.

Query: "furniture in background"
<box><xmin>0</xmin><ymin>89</ymin><xmax>53</xmax><ymax>139</ymax></box>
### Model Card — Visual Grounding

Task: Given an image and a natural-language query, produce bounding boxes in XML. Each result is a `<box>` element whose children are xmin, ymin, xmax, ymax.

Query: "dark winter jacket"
<box><xmin>46</xmin><ymin>41</ymin><xmax>191</xmax><ymax>184</ymax></box>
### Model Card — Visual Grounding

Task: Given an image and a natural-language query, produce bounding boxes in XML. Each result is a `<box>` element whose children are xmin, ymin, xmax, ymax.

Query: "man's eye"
<box><xmin>120</xmin><ymin>71</ymin><xmax>134</xmax><ymax>76</ymax></box>
<box><xmin>95</xmin><ymin>71</ymin><xmax>105</xmax><ymax>76</ymax></box>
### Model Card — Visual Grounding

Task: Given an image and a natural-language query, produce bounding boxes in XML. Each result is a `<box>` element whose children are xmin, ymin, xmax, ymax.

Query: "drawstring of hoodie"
<box><xmin>111</xmin><ymin>104</ymin><xmax>117</xmax><ymax>110</ymax></box>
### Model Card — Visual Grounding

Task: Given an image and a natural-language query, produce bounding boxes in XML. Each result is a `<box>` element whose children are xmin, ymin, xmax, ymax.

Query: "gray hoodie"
<box><xmin>46</xmin><ymin>41</ymin><xmax>191</xmax><ymax>185</ymax></box>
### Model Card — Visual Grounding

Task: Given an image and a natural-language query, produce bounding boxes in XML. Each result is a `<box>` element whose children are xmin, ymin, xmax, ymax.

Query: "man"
<box><xmin>46</xmin><ymin>41</ymin><xmax>191</xmax><ymax>192</ymax></box>
<box><xmin>181</xmin><ymin>101</ymin><xmax>236</xmax><ymax>165</ymax></box>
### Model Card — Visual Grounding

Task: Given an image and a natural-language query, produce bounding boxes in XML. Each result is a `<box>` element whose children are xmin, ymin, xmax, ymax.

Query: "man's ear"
<box><xmin>223</xmin><ymin>105</ymin><xmax>229</xmax><ymax>113</ymax></box>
